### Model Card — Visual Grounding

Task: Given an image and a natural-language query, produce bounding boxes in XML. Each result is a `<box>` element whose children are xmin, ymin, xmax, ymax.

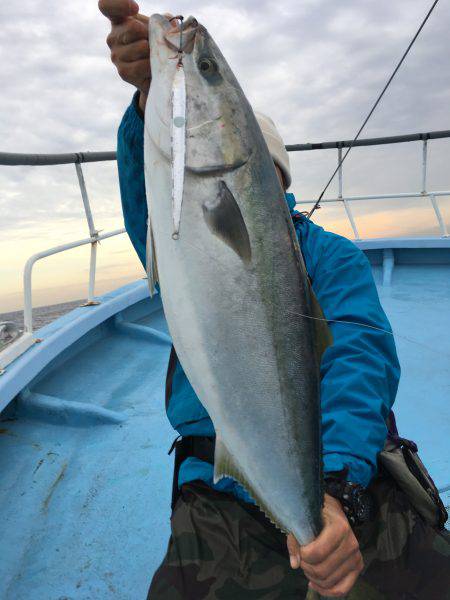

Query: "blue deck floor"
<box><xmin>375</xmin><ymin>264</ymin><xmax>450</xmax><ymax>491</ymax></box>
<box><xmin>0</xmin><ymin>289</ymin><xmax>175</xmax><ymax>599</ymax></box>
<box><xmin>0</xmin><ymin>260</ymin><xmax>449</xmax><ymax>599</ymax></box>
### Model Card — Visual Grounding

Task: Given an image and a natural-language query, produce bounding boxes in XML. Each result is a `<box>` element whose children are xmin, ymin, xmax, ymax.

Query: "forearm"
<box><xmin>301</xmin><ymin>228</ymin><xmax>400</xmax><ymax>486</ymax></box>
<box><xmin>117</xmin><ymin>92</ymin><xmax>148</xmax><ymax>268</ymax></box>
<box><xmin>320</xmin><ymin>323</ymin><xmax>399</xmax><ymax>486</ymax></box>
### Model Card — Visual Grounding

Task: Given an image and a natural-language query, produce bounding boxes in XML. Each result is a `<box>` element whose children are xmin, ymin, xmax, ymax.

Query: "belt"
<box><xmin>168</xmin><ymin>435</ymin><xmax>215</xmax><ymax>509</ymax></box>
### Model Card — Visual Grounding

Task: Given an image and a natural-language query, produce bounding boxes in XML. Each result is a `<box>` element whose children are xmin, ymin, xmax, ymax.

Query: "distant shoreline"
<box><xmin>0</xmin><ymin>299</ymin><xmax>82</xmax><ymax>332</ymax></box>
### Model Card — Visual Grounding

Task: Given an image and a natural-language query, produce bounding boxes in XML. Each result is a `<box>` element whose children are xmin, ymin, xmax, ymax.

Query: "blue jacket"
<box><xmin>117</xmin><ymin>93</ymin><xmax>401</xmax><ymax>501</ymax></box>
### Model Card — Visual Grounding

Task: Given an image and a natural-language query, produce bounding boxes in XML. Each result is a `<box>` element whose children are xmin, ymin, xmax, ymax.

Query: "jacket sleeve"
<box><xmin>302</xmin><ymin>223</ymin><xmax>401</xmax><ymax>486</ymax></box>
<box><xmin>117</xmin><ymin>91</ymin><xmax>147</xmax><ymax>269</ymax></box>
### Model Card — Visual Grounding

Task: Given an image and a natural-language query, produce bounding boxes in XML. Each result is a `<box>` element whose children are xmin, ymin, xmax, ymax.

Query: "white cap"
<box><xmin>254</xmin><ymin>110</ymin><xmax>291</xmax><ymax>189</ymax></box>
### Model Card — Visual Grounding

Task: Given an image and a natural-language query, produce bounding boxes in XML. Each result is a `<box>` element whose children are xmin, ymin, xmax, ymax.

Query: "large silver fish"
<box><xmin>144</xmin><ymin>14</ymin><xmax>331</xmax><ymax>545</ymax></box>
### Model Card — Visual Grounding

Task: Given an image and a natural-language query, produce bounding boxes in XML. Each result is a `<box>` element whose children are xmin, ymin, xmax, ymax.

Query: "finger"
<box><xmin>286</xmin><ymin>533</ymin><xmax>302</xmax><ymax>568</ymax></box>
<box><xmin>107</xmin><ymin>18</ymin><xmax>148</xmax><ymax>48</ymax></box>
<box><xmin>300</xmin><ymin>517</ymin><xmax>349</xmax><ymax>565</ymax></box>
<box><xmin>309</xmin><ymin>569</ymin><xmax>361</xmax><ymax>598</ymax></box>
<box><xmin>303</xmin><ymin>551</ymin><xmax>363</xmax><ymax>589</ymax></box>
<box><xmin>301</xmin><ymin>534</ymin><xmax>360</xmax><ymax>582</ymax></box>
<box><xmin>115</xmin><ymin>39</ymin><xmax>149</xmax><ymax>63</ymax></box>
<box><xmin>98</xmin><ymin>0</ymin><xmax>139</xmax><ymax>24</ymax></box>
<box><xmin>117</xmin><ymin>58</ymin><xmax>150</xmax><ymax>87</ymax></box>
<box><xmin>287</xmin><ymin>534</ymin><xmax>300</xmax><ymax>555</ymax></box>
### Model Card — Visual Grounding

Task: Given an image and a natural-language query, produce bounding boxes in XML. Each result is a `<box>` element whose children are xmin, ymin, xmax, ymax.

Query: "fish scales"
<box><xmin>144</xmin><ymin>14</ymin><xmax>329</xmax><ymax>545</ymax></box>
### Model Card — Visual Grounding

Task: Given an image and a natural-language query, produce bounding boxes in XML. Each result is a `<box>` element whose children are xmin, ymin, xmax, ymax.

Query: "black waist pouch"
<box><xmin>378</xmin><ymin>436</ymin><xmax>448</xmax><ymax>530</ymax></box>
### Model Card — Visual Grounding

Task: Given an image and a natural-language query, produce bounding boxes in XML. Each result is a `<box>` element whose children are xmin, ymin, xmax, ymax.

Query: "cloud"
<box><xmin>1</xmin><ymin>1</ymin><xmax>448</xmax><ymax>217</ymax></box>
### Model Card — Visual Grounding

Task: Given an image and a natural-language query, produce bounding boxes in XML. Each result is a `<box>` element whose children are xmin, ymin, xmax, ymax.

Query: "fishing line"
<box><xmin>288</xmin><ymin>310</ymin><xmax>450</xmax><ymax>361</ymax></box>
<box><xmin>172</xmin><ymin>237</ymin><xmax>450</xmax><ymax>361</ymax></box>
<box><xmin>308</xmin><ymin>0</ymin><xmax>440</xmax><ymax>218</ymax></box>
<box><xmin>167</xmin><ymin>15</ymin><xmax>185</xmax><ymax>65</ymax></box>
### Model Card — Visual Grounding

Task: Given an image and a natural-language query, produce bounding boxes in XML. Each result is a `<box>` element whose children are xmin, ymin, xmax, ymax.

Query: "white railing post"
<box><xmin>429</xmin><ymin>194</ymin><xmax>449</xmax><ymax>237</ymax></box>
<box><xmin>422</xmin><ymin>139</ymin><xmax>428</xmax><ymax>194</ymax></box>
<box><xmin>338</xmin><ymin>147</ymin><xmax>343</xmax><ymax>199</ymax></box>
<box><xmin>23</xmin><ymin>259</ymin><xmax>34</xmax><ymax>334</ymax></box>
<box><xmin>75</xmin><ymin>162</ymin><xmax>96</xmax><ymax>236</ymax></box>
<box><xmin>88</xmin><ymin>242</ymin><xmax>98</xmax><ymax>303</ymax></box>
<box><xmin>338</xmin><ymin>147</ymin><xmax>361</xmax><ymax>240</ymax></box>
<box><xmin>75</xmin><ymin>162</ymin><xmax>100</xmax><ymax>305</ymax></box>
<box><xmin>343</xmin><ymin>200</ymin><xmax>361</xmax><ymax>240</ymax></box>
<box><xmin>382</xmin><ymin>248</ymin><xmax>395</xmax><ymax>286</ymax></box>
<box><xmin>420</xmin><ymin>139</ymin><xmax>449</xmax><ymax>237</ymax></box>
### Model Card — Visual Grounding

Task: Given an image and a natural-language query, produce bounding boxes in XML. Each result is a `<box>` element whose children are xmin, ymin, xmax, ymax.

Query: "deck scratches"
<box><xmin>0</xmin><ymin>428</ymin><xmax>17</xmax><ymax>436</ymax></box>
<box><xmin>32</xmin><ymin>458</ymin><xmax>44</xmax><ymax>475</ymax></box>
<box><xmin>42</xmin><ymin>462</ymin><xmax>67</xmax><ymax>513</ymax></box>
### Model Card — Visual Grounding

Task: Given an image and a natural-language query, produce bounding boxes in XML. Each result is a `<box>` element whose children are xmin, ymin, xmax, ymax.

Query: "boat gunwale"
<box><xmin>0</xmin><ymin>280</ymin><xmax>154</xmax><ymax>412</ymax></box>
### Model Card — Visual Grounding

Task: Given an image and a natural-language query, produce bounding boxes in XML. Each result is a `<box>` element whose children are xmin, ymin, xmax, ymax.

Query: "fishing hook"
<box><xmin>169</xmin><ymin>14</ymin><xmax>184</xmax><ymax>66</ymax></box>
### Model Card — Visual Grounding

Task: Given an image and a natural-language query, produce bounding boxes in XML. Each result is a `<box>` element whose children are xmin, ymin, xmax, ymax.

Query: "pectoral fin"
<box><xmin>202</xmin><ymin>180</ymin><xmax>252</xmax><ymax>264</ymax></box>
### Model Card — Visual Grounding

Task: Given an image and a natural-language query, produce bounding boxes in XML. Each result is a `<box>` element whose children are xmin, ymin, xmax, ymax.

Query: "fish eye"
<box><xmin>198</xmin><ymin>58</ymin><xmax>217</xmax><ymax>76</ymax></box>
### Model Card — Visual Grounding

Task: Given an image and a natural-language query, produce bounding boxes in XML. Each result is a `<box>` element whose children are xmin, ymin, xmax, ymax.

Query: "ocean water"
<box><xmin>0</xmin><ymin>299</ymin><xmax>81</xmax><ymax>333</ymax></box>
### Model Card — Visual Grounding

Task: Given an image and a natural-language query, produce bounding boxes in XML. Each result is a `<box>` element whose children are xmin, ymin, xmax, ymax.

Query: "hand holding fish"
<box><xmin>287</xmin><ymin>494</ymin><xmax>363</xmax><ymax>597</ymax></box>
<box><xmin>99</xmin><ymin>0</ymin><xmax>151</xmax><ymax>113</ymax></box>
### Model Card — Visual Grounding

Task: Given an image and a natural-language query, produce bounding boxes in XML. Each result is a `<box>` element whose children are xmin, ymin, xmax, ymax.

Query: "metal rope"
<box><xmin>308</xmin><ymin>0</ymin><xmax>440</xmax><ymax>218</ymax></box>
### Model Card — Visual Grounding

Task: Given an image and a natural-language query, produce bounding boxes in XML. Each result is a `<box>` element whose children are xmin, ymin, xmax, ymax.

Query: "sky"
<box><xmin>0</xmin><ymin>0</ymin><xmax>449</xmax><ymax>312</ymax></box>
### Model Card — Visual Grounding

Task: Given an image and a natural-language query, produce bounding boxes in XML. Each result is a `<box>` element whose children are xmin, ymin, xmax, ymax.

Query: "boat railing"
<box><xmin>0</xmin><ymin>129</ymin><xmax>449</xmax><ymax>371</ymax></box>
<box><xmin>0</xmin><ymin>151</ymin><xmax>124</xmax><ymax>371</ymax></box>
<box><xmin>287</xmin><ymin>129</ymin><xmax>450</xmax><ymax>239</ymax></box>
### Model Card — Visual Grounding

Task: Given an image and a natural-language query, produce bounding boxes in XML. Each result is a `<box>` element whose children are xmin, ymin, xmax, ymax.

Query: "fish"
<box><xmin>143</xmin><ymin>13</ymin><xmax>332</xmax><ymax>546</ymax></box>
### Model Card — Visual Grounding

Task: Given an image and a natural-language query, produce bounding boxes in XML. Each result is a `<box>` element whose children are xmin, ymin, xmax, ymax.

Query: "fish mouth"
<box><xmin>163</xmin><ymin>15</ymin><xmax>199</xmax><ymax>54</ymax></box>
<box><xmin>186</xmin><ymin>155</ymin><xmax>251</xmax><ymax>175</ymax></box>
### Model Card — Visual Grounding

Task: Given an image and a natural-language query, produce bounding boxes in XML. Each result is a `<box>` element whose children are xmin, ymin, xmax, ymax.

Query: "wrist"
<box><xmin>138</xmin><ymin>91</ymin><xmax>148</xmax><ymax>117</ymax></box>
<box><xmin>324</xmin><ymin>473</ymin><xmax>375</xmax><ymax>526</ymax></box>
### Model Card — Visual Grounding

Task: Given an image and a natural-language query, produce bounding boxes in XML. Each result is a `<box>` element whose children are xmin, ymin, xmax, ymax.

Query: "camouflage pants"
<box><xmin>147</xmin><ymin>478</ymin><xmax>450</xmax><ymax>600</ymax></box>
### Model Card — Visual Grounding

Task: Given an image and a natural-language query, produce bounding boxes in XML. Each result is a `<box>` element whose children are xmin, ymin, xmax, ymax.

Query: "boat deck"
<box><xmin>0</xmin><ymin>285</ymin><xmax>174</xmax><ymax>600</ymax></box>
<box><xmin>0</xmin><ymin>244</ymin><xmax>449</xmax><ymax>600</ymax></box>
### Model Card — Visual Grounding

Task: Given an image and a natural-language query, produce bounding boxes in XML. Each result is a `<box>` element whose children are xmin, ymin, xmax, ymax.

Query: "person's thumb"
<box><xmin>135</xmin><ymin>13</ymin><xmax>149</xmax><ymax>24</ymax></box>
<box><xmin>98</xmin><ymin>0</ymin><xmax>139</xmax><ymax>24</ymax></box>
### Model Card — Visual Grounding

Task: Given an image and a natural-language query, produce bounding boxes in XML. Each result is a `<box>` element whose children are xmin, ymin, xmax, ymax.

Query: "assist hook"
<box><xmin>169</xmin><ymin>15</ymin><xmax>185</xmax><ymax>66</ymax></box>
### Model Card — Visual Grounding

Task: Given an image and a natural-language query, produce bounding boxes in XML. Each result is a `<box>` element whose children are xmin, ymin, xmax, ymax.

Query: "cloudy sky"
<box><xmin>1</xmin><ymin>0</ymin><xmax>449</xmax><ymax>312</ymax></box>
